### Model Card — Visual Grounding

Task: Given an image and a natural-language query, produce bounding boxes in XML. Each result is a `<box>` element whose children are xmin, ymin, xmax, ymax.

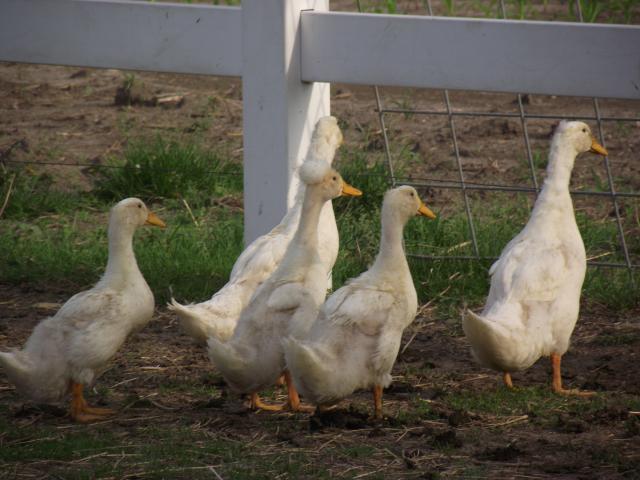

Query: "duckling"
<box><xmin>463</xmin><ymin>121</ymin><xmax>608</xmax><ymax>395</ymax></box>
<box><xmin>283</xmin><ymin>186</ymin><xmax>436</xmax><ymax>418</ymax></box>
<box><xmin>0</xmin><ymin>198</ymin><xmax>165</xmax><ymax>421</ymax></box>
<box><xmin>208</xmin><ymin>161</ymin><xmax>361</xmax><ymax>411</ymax></box>
<box><xmin>168</xmin><ymin>116</ymin><xmax>343</xmax><ymax>345</ymax></box>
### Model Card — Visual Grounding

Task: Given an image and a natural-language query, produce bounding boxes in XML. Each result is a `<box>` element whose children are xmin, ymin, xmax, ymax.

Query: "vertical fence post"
<box><xmin>242</xmin><ymin>0</ymin><xmax>330</xmax><ymax>245</ymax></box>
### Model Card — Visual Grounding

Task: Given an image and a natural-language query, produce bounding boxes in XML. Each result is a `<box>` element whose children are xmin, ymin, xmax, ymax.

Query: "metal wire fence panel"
<box><xmin>367</xmin><ymin>0</ymin><xmax>640</xmax><ymax>275</ymax></box>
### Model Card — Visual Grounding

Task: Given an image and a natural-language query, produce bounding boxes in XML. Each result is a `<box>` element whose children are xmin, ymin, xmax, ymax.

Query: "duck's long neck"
<box><xmin>372</xmin><ymin>207</ymin><xmax>409</xmax><ymax>274</ymax></box>
<box><xmin>101</xmin><ymin>220</ymin><xmax>141</xmax><ymax>287</ymax></box>
<box><xmin>533</xmin><ymin>141</ymin><xmax>577</xmax><ymax>218</ymax></box>
<box><xmin>290</xmin><ymin>186</ymin><xmax>325</xmax><ymax>255</ymax></box>
<box><xmin>281</xmin><ymin>178</ymin><xmax>306</xmax><ymax>232</ymax></box>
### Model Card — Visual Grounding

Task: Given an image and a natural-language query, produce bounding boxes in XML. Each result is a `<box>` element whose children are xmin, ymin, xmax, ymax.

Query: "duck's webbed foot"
<box><xmin>284</xmin><ymin>370</ymin><xmax>314</xmax><ymax>412</ymax></box>
<box><xmin>551</xmin><ymin>353</ymin><xmax>595</xmax><ymax>397</ymax></box>
<box><xmin>70</xmin><ymin>382</ymin><xmax>115</xmax><ymax>423</ymax></box>
<box><xmin>249</xmin><ymin>392</ymin><xmax>285</xmax><ymax>411</ymax></box>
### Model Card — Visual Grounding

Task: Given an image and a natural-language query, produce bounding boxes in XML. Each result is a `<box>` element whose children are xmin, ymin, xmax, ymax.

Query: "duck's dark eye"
<box><xmin>332</xmin><ymin>176</ymin><xmax>337</xmax><ymax>181</ymax></box>
<box><xmin>410</xmin><ymin>192</ymin><xmax>414</xmax><ymax>197</ymax></box>
<box><xmin>582</xmin><ymin>128</ymin><xmax>586</xmax><ymax>133</ymax></box>
<box><xmin>138</xmin><ymin>203</ymin><xmax>142</xmax><ymax>209</ymax></box>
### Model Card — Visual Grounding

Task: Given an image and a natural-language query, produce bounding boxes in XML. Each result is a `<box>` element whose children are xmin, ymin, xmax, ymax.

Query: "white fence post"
<box><xmin>241</xmin><ymin>0</ymin><xmax>330</xmax><ymax>245</ymax></box>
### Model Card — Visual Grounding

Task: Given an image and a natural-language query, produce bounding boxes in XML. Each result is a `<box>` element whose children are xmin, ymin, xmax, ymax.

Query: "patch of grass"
<box><xmin>356</xmin><ymin>0</ymin><xmax>399</xmax><ymax>14</ymax></box>
<box><xmin>0</xmin><ymin>208</ymin><xmax>244</xmax><ymax>304</ymax></box>
<box><xmin>0</xmin><ymin>410</ymin><xmax>331</xmax><ymax>480</ymax></box>
<box><xmin>508</xmin><ymin>0</ymin><xmax>531</xmax><ymax>19</ymax></box>
<box><xmin>0</xmin><ymin>138</ymin><xmax>637</xmax><ymax>312</ymax></box>
<box><xmin>0</xmin><ymin>418</ymin><xmax>118</xmax><ymax>463</ymax></box>
<box><xmin>592</xmin><ymin>332</ymin><xmax>640</xmax><ymax>346</ymax></box>
<box><xmin>0</xmin><ymin>212</ymin><xmax>114</xmax><ymax>289</ymax></box>
<box><xmin>94</xmin><ymin>136</ymin><xmax>242</xmax><ymax>206</ymax></box>
<box><xmin>156</xmin><ymin>378</ymin><xmax>221</xmax><ymax>396</ymax></box>
<box><xmin>0</xmin><ymin>166</ymin><xmax>92</xmax><ymax>220</ymax></box>
<box><xmin>569</xmin><ymin>0</ymin><xmax>605</xmax><ymax>22</ymax></box>
<box><xmin>444</xmin><ymin>386</ymin><xmax>572</xmax><ymax>417</ymax></box>
<box><xmin>442</xmin><ymin>0</ymin><xmax>455</xmax><ymax>16</ymax></box>
<box><xmin>395</xmin><ymin>397</ymin><xmax>440</xmax><ymax>425</ymax></box>
<box><xmin>142</xmin><ymin>210</ymin><xmax>244</xmax><ymax>303</ymax></box>
<box><xmin>340</xmin><ymin>444</ymin><xmax>377</xmax><ymax>458</ymax></box>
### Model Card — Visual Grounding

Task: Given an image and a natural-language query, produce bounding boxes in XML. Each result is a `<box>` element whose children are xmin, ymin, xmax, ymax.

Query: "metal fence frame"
<box><xmin>370</xmin><ymin>0</ymin><xmax>640</xmax><ymax>275</ymax></box>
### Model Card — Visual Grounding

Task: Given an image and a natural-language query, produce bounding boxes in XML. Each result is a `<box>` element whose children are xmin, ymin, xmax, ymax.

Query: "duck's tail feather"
<box><xmin>282</xmin><ymin>336</ymin><xmax>328</xmax><ymax>403</ymax></box>
<box><xmin>463</xmin><ymin>310</ymin><xmax>508</xmax><ymax>348</ymax></box>
<box><xmin>0</xmin><ymin>350</ymin><xmax>31</xmax><ymax>384</ymax></box>
<box><xmin>207</xmin><ymin>337</ymin><xmax>253</xmax><ymax>392</ymax></box>
<box><xmin>168</xmin><ymin>299</ymin><xmax>213</xmax><ymax>346</ymax></box>
<box><xmin>463</xmin><ymin>308</ymin><xmax>532</xmax><ymax>372</ymax></box>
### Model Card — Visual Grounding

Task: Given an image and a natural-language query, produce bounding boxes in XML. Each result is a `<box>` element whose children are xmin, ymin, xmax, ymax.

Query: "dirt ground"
<box><xmin>1</xmin><ymin>283</ymin><xmax>640</xmax><ymax>479</ymax></box>
<box><xmin>1</xmin><ymin>20</ymin><xmax>640</xmax><ymax>478</ymax></box>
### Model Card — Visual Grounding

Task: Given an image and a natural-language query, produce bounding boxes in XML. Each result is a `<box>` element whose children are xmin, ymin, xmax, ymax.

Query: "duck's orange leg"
<box><xmin>503</xmin><ymin>372</ymin><xmax>514</xmax><ymax>389</ymax></box>
<box><xmin>249</xmin><ymin>392</ymin><xmax>285</xmax><ymax>412</ymax></box>
<box><xmin>69</xmin><ymin>383</ymin><xmax>114</xmax><ymax>422</ymax></box>
<box><xmin>373</xmin><ymin>385</ymin><xmax>383</xmax><ymax>419</ymax></box>
<box><xmin>551</xmin><ymin>353</ymin><xmax>594</xmax><ymax>397</ymax></box>
<box><xmin>284</xmin><ymin>370</ymin><xmax>314</xmax><ymax>412</ymax></box>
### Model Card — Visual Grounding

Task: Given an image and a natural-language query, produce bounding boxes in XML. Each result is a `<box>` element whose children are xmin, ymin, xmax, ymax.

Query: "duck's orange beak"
<box><xmin>589</xmin><ymin>137</ymin><xmax>608</xmax><ymax>156</ymax></box>
<box><xmin>341</xmin><ymin>182</ymin><xmax>363</xmax><ymax>197</ymax></box>
<box><xmin>145</xmin><ymin>211</ymin><xmax>166</xmax><ymax>228</ymax></box>
<box><xmin>418</xmin><ymin>202</ymin><xmax>436</xmax><ymax>219</ymax></box>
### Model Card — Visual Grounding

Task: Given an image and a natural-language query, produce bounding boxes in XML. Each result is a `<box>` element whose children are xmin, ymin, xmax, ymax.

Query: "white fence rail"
<box><xmin>0</xmin><ymin>0</ymin><xmax>242</xmax><ymax>76</ymax></box>
<box><xmin>1</xmin><ymin>0</ymin><xmax>639</xmax><ymax>243</ymax></box>
<box><xmin>301</xmin><ymin>12</ymin><xmax>640</xmax><ymax>99</ymax></box>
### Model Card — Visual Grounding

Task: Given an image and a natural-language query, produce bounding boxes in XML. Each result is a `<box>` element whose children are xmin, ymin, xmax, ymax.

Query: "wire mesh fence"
<box><xmin>367</xmin><ymin>0</ymin><xmax>640</xmax><ymax>276</ymax></box>
<box><xmin>1</xmin><ymin>0</ymin><xmax>638</xmax><ymax>280</ymax></box>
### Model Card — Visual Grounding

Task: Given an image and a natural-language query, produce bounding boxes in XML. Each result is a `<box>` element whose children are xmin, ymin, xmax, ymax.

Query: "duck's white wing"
<box><xmin>55</xmin><ymin>289</ymin><xmax>129</xmax><ymax>368</ymax></box>
<box><xmin>489</xmin><ymin>237</ymin><xmax>568</xmax><ymax>304</ymax></box>
<box><xmin>267</xmin><ymin>281</ymin><xmax>312</xmax><ymax>312</ymax></box>
<box><xmin>328</xmin><ymin>285</ymin><xmax>397</xmax><ymax>335</ymax></box>
<box><xmin>268</xmin><ymin>280</ymin><xmax>321</xmax><ymax>334</ymax></box>
<box><xmin>326</xmin><ymin>285</ymin><xmax>404</xmax><ymax>373</ymax></box>
<box><xmin>228</xmin><ymin>228</ymin><xmax>288</xmax><ymax>283</ymax></box>
<box><xmin>55</xmin><ymin>289</ymin><xmax>121</xmax><ymax>329</ymax></box>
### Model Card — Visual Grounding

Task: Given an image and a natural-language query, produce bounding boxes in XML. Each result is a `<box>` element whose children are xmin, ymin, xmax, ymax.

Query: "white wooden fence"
<box><xmin>1</xmin><ymin>0</ymin><xmax>639</xmax><ymax>243</ymax></box>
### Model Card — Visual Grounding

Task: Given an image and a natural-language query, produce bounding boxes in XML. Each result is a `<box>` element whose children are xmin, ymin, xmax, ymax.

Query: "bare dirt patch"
<box><xmin>1</xmin><ymin>283</ymin><xmax>639</xmax><ymax>478</ymax></box>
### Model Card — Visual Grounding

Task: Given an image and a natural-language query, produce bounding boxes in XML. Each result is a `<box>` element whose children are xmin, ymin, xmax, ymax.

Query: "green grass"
<box><xmin>592</xmin><ymin>332</ymin><xmax>640</xmax><ymax>346</ymax></box>
<box><xmin>353</xmin><ymin>0</ymin><xmax>640</xmax><ymax>23</ymax></box>
<box><xmin>445</xmin><ymin>386</ymin><xmax>571</xmax><ymax>416</ymax></box>
<box><xmin>0</xmin><ymin>137</ymin><xmax>637</xmax><ymax>311</ymax></box>
<box><xmin>94</xmin><ymin>136</ymin><xmax>242</xmax><ymax>205</ymax></box>
<box><xmin>0</xmin><ymin>423</ymin><xmax>118</xmax><ymax>463</ymax></box>
<box><xmin>0</xmin><ymin>408</ymin><xmax>331</xmax><ymax>480</ymax></box>
<box><xmin>0</xmin><ymin>166</ymin><xmax>93</xmax><ymax>220</ymax></box>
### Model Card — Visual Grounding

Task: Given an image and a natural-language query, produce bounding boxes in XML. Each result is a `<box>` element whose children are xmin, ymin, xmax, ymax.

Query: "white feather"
<box><xmin>284</xmin><ymin>186</ymin><xmax>426</xmax><ymax>406</ymax></box>
<box><xmin>0</xmin><ymin>198</ymin><xmax>159</xmax><ymax>403</ymax></box>
<box><xmin>463</xmin><ymin>121</ymin><xmax>597</xmax><ymax>374</ymax></box>
<box><xmin>169</xmin><ymin>116</ymin><xmax>342</xmax><ymax>345</ymax></box>
<box><xmin>207</xmin><ymin>144</ymin><xmax>351</xmax><ymax>396</ymax></box>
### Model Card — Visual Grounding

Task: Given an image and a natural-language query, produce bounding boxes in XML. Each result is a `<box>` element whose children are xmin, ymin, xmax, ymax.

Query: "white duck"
<box><xmin>168</xmin><ymin>116</ymin><xmax>343</xmax><ymax>345</ymax></box>
<box><xmin>463</xmin><ymin>121</ymin><xmax>608</xmax><ymax>395</ymax></box>
<box><xmin>0</xmin><ymin>198</ymin><xmax>166</xmax><ymax>421</ymax></box>
<box><xmin>283</xmin><ymin>186</ymin><xmax>436</xmax><ymax>419</ymax></box>
<box><xmin>208</xmin><ymin>162</ymin><xmax>361</xmax><ymax>411</ymax></box>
